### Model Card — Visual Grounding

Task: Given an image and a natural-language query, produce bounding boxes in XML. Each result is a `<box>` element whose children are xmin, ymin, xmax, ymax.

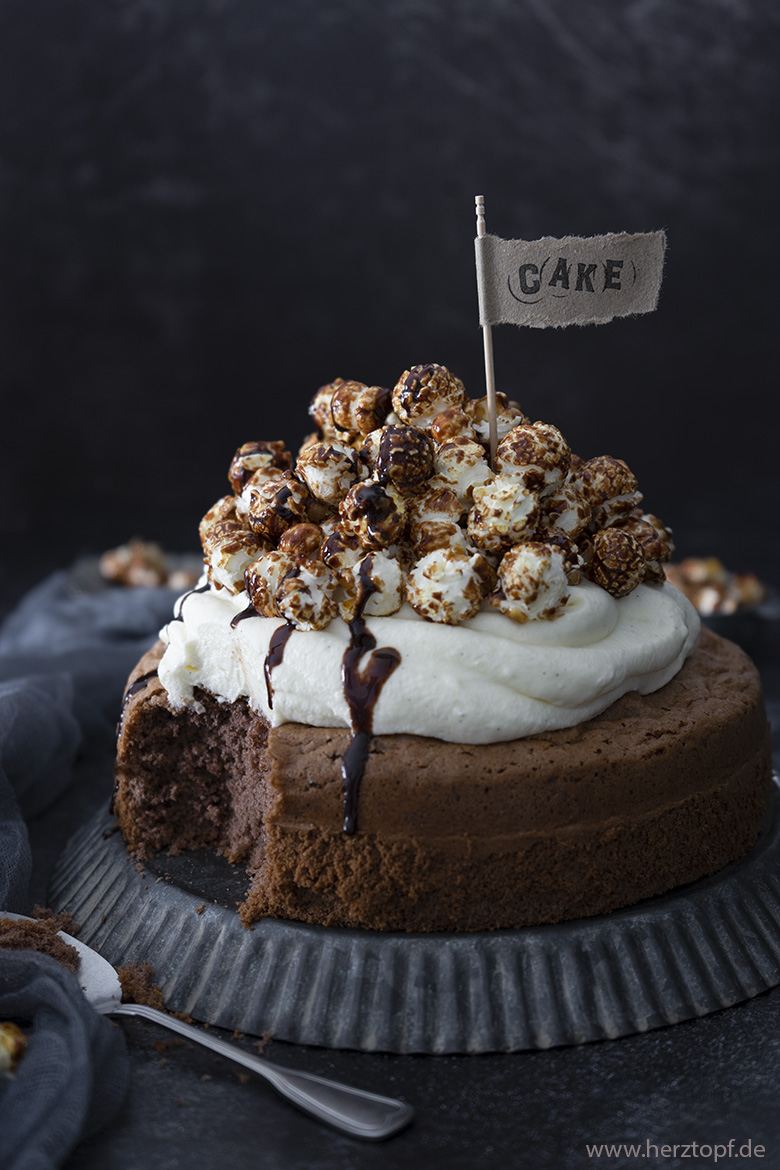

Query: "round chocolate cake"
<box><xmin>114</xmin><ymin>626</ymin><xmax>771</xmax><ymax>932</ymax></box>
<box><xmin>112</xmin><ymin>365</ymin><xmax>773</xmax><ymax>931</ymax></box>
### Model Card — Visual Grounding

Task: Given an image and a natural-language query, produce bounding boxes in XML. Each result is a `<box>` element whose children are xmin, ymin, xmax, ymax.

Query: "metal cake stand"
<box><xmin>48</xmin><ymin>780</ymin><xmax>780</xmax><ymax>1054</ymax></box>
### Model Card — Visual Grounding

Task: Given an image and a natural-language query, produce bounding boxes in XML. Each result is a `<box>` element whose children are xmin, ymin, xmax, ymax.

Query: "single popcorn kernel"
<box><xmin>205</xmin><ymin>525</ymin><xmax>270</xmax><ymax>594</ymax></box>
<box><xmin>339</xmin><ymin>550</ymin><xmax>405</xmax><ymax>620</ymax></box>
<box><xmin>392</xmin><ymin>364</ymin><xmax>467</xmax><ymax>429</ymax></box>
<box><xmin>569</xmin><ymin>455</ymin><xmax>642</xmax><ymax>520</ymax></box>
<box><xmin>296</xmin><ymin>441</ymin><xmax>359</xmax><ymax>506</ymax></box>
<box><xmin>374</xmin><ymin>425</ymin><xmax>435</xmax><ymax>495</ymax></box>
<box><xmin>469</xmin><ymin>393</ymin><xmax>528</xmax><ymax>445</ymax></box>
<box><xmin>199</xmin><ymin>496</ymin><xmax>241</xmax><ymax>547</ymax></box>
<box><xmin>308</xmin><ymin>379</ymin><xmax>345</xmax><ymax>439</ymax></box>
<box><xmin>467</xmin><ymin>476</ymin><xmax>540</xmax><ymax>554</ymax></box>
<box><xmin>278</xmin><ymin>522</ymin><xmax>326</xmax><ymax>562</ymax></box>
<box><xmin>331</xmin><ymin>381</ymin><xmax>392</xmax><ymax>437</ymax></box>
<box><xmin>244</xmin><ymin>550</ymin><xmax>295</xmax><ymax>617</ymax></box>
<box><xmin>339</xmin><ymin>479</ymin><xmax>408</xmax><ymax>549</ymax></box>
<box><xmin>247</xmin><ymin>471</ymin><xmax>312</xmax><ymax>543</ymax></box>
<box><xmin>275</xmin><ymin>559</ymin><xmax>339</xmax><ymax>630</ymax></box>
<box><xmin>587</xmin><ymin>528</ymin><xmax>647</xmax><ymax>598</ymax></box>
<box><xmin>406</xmin><ymin>486</ymin><xmax>463</xmax><ymax>528</ymax></box>
<box><xmin>406</xmin><ymin>547</ymin><xmax>492</xmax><ymax>625</ymax></box>
<box><xmin>612</xmin><ymin>514</ymin><xmax>674</xmax><ymax>565</ymax></box>
<box><xmin>491</xmin><ymin>542</ymin><xmax>570</xmax><ymax>623</ymax></box>
<box><xmin>430</xmin><ymin>405</ymin><xmax>477</xmax><ymax>445</ymax></box>
<box><xmin>228</xmin><ymin>440</ymin><xmax>292</xmax><ymax>494</ymax></box>
<box><xmin>537</xmin><ymin>483</ymin><xmax>592</xmax><ymax>539</ymax></box>
<box><xmin>495</xmin><ymin>422</ymin><xmax>570</xmax><ymax>493</ymax></box>
<box><xmin>432</xmin><ymin>436</ymin><xmax>494</xmax><ymax>504</ymax></box>
<box><xmin>321</xmin><ymin>526</ymin><xmax>363</xmax><ymax>581</ymax></box>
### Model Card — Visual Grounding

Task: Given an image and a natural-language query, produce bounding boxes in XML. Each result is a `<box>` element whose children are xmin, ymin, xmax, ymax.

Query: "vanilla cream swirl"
<box><xmin>158</xmin><ymin>579</ymin><xmax>700</xmax><ymax>744</ymax></box>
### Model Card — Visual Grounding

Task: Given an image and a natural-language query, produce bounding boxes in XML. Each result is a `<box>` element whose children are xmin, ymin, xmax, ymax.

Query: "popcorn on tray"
<box><xmin>199</xmin><ymin>363</ymin><xmax>675</xmax><ymax>630</ymax></box>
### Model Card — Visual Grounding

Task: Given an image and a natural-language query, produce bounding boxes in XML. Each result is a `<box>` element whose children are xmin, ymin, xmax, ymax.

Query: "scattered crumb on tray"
<box><xmin>152</xmin><ymin>1038</ymin><xmax>187</xmax><ymax>1054</ymax></box>
<box><xmin>253</xmin><ymin>1031</ymin><xmax>273</xmax><ymax>1055</ymax></box>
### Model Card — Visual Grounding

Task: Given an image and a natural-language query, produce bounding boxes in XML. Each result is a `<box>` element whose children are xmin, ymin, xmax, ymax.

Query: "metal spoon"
<box><xmin>3</xmin><ymin>914</ymin><xmax>414</xmax><ymax>1140</ymax></box>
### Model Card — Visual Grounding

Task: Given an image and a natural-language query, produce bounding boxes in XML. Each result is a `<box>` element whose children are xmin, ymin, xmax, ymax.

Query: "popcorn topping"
<box><xmin>495</xmin><ymin>422</ymin><xmax>570</xmax><ymax>492</ymax></box>
<box><xmin>247</xmin><ymin>471</ymin><xmax>313</xmax><ymax>543</ymax></box>
<box><xmin>228</xmin><ymin>440</ymin><xmax>292</xmax><ymax>494</ymax></box>
<box><xmin>430</xmin><ymin>405</ymin><xmax>477</xmax><ymax>445</ymax></box>
<box><xmin>467</xmin><ymin>476</ymin><xmax>540</xmax><ymax>553</ymax></box>
<box><xmin>470</xmin><ymin>393</ymin><xmax>528</xmax><ymax>445</ymax></box>
<box><xmin>537</xmin><ymin>483</ymin><xmax>592</xmax><ymax>539</ymax></box>
<box><xmin>491</xmin><ymin>542</ymin><xmax>570</xmax><ymax>622</ymax></box>
<box><xmin>340</xmin><ymin>550</ymin><xmax>405</xmax><ymax>620</ymax></box>
<box><xmin>374</xmin><ymin>425</ymin><xmax>435</xmax><ymax>495</ymax></box>
<box><xmin>406</xmin><ymin>547</ymin><xmax>492</xmax><ymax>625</ymax></box>
<box><xmin>392</xmin><ymin>364</ymin><xmax>467</xmax><ymax>428</ymax></box>
<box><xmin>296</xmin><ymin>441</ymin><xmax>359</xmax><ymax>506</ymax></box>
<box><xmin>308</xmin><ymin>379</ymin><xmax>344</xmax><ymax>439</ymax></box>
<box><xmin>339</xmin><ymin>479</ymin><xmax>408</xmax><ymax>549</ymax></box>
<box><xmin>193</xmin><ymin>363</ymin><xmax>674</xmax><ymax>632</ymax></box>
<box><xmin>206</xmin><ymin>525</ymin><xmax>270</xmax><ymax>594</ymax></box>
<box><xmin>331</xmin><ymin>381</ymin><xmax>392</xmax><ymax>437</ymax></box>
<box><xmin>586</xmin><ymin>528</ymin><xmax>648</xmax><ymax>598</ymax></box>
<box><xmin>432</xmin><ymin>436</ymin><xmax>494</xmax><ymax>504</ymax></box>
<box><xmin>569</xmin><ymin>454</ymin><xmax>642</xmax><ymax>525</ymax></box>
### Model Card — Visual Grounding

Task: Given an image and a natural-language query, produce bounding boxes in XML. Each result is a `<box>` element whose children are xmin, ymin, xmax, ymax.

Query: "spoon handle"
<box><xmin>109</xmin><ymin>1003</ymin><xmax>413</xmax><ymax>1140</ymax></box>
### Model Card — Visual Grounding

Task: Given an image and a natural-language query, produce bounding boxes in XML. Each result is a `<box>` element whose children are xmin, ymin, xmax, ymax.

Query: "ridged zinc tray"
<box><xmin>49</xmin><ymin>781</ymin><xmax>780</xmax><ymax>1054</ymax></box>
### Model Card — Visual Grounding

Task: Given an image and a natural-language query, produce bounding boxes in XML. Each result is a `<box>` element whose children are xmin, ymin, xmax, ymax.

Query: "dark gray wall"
<box><xmin>2</xmin><ymin>0</ymin><xmax>779</xmax><ymax>586</ymax></box>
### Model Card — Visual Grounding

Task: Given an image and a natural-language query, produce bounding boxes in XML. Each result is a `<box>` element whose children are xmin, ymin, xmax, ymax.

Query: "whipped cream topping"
<box><xmin>158</xmin><ymin>578</ymin><xmax>700</xmax><ymax>744</ymax></box>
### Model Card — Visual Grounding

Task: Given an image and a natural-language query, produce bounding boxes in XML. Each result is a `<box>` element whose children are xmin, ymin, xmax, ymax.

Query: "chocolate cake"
<box><xmin>113</xmin><ymin>365</ymin><xmax>773</xmax><ymax>931</ymax></box>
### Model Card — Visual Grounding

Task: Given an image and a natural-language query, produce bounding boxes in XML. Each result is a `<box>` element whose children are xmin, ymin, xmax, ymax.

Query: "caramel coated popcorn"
<box><xmin>392</xmin><ymin>364</ymin><xmax>467</xmax><ymax>428</ymax></box>
<box><xmin>196</xmin><ymin>362</ymin><xmax>675</xmax><ymax>629</ymax></box>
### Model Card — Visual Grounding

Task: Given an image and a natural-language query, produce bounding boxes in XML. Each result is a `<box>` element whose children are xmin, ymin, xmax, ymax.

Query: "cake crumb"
<box><xmin>117</xmin><ymin>961</ymin><xmax>166</xmax><ymax>1010</ymax></box>
<box><xmin>152</xmin><ymin>1038</ymin><xmax>187</xmax><ymax>1054</ymax></box>
<box><xmin>253</xmin><ymin>1031</ymin><xmax>273</xmax><ymax>1055</ymax></box>
<box><xmin>195</xmin><ymin>903</ymin><xmax>206</xmax><ymax>916</ymax></box>
<box><xmin>32</xmin><ymin>906</ymin><xmax>79</xmax><ymax>936</ymax></box>
<box><xmin>0</xmin><ymin>916</ymin><xmax>80</xmax><ymax>973</ymax></box>
<box><xmin>236</xmin><ymin>1072</ymin><xmax>251</xmax><ymax>1085</ymax></box>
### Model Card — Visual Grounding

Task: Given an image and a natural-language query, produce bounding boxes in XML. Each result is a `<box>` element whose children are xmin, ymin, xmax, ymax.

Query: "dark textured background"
<box><xmin>1</xmin><ymin>0</ymin><xmax>779</xmax><ymax>598</ymax></box>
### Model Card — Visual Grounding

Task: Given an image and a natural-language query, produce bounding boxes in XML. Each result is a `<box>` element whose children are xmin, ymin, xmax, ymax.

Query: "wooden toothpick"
<box><xmin>475</xmin><ymin>196</ymin><xmax>498</xmax><ymax>466</ymax></box>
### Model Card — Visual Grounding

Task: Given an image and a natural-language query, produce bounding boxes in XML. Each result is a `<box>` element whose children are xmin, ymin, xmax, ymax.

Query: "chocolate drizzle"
<box><xmin>170</xmin><ymin>582</ymin><xmax>209</xmax><ymax>622</ymax></box>
<box><xmin>112</xmin><ymin>668</ymin><xmax>159</xmax><ymax>810</ymax></box>
<box><xmin>117</xmin><ymin>669</ymin><xmax>158</xmax><ymax>739</ymax></box>
<box><xmin>230</xmin><ymin>602</ymin><xmax>261</xmax><ymax>628</ymax></box>
<box><xmin>264</xmin><ymin>622</ymin><xmax>295</xmax><ymax>709</ymax></box>
<box><xmin>340</xmin><ymin>570</ymin><xmax>401</xmax><ymax>835</ymax></box>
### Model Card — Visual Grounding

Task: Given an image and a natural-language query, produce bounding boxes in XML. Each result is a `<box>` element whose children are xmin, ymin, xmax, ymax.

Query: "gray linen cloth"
<box><xmin>0</xmin><ymin>568</ymin><xmax>179</xmax><ymax>1169</ymax></box>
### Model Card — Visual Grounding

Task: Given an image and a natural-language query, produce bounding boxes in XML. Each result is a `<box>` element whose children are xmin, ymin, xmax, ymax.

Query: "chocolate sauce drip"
<box><xmin>170</xmin><ymin>582</ymin><xmax>209</xmax><ymax>622</ymax></box>
<box><xmin>340</xmin><ymin>571</ymin><xmax>401</xmax><ymax>835</ymax></box>
<box><xmin>264</xmin><ymin>622</ymin><xmax>295</xmax><ymax>709</ymax></box>
<box><xmin>274</xmin><ymin>484</ymin><xmax>297</xmax><ymax>526</ymax></box>
<box><xmin>117</xmin><ymin>669</ymin><xmax>158</xmax><ymax>735</ymax></box>
<box><xmin>230</xmin><ymin>602</ymin><xmax>261</xmax><ymax>628</ymax></box>
<box><xmin>112</xmin><ymin>668</ymin><xmax>158</xmax><ymax>810</ymax></box>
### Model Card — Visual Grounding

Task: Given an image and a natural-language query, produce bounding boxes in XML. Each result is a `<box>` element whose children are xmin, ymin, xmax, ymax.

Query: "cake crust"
<box><xmin>114</xmin><ymin>628</ymin><xmax>772</xmax><ymax>932</ymax></box>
